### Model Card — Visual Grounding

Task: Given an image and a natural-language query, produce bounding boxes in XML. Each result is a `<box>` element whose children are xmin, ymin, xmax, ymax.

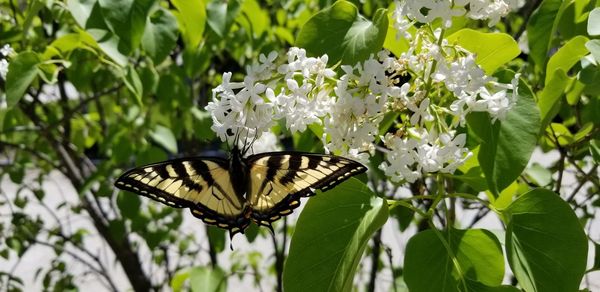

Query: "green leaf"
<box><xmin>171</xmin><ymin>269</ymin><xmax>191</xmax><ymax>292</ymax></box>
<box><xmin>390</xmin><ymin>203</ymin><xmax>414</xmax><ymax>232</ymax></box>
<box><xmin>238</xmin><ymin>0</ymin><xmax>270</xmax><ymax>38</ymax></box>
<box><xmin>525</xmin><ymin>163</ymin><xmax>553</xmax><ymax>187</ymax></box>
<box><xmin>189</xmin><ymin>267</ymin><xmax>227</xmax><ymax>292</ymax></box>
<box><xmin>504</xmin><ymin>189</ymin><xmax>588</xmax><ymax>292</ymax></box>
<box><xmin>149</xmin><ymin>125</ymin><xmax>178</xmax><ymax>154</ymax></box>
<box><xmin>116</xmin><ymin>191</ymin><xmax>142</xmax><ymax>219</ymax></box>
<box><xmin>538</xmin><ymin>70</ymin><xmax>568</xmax><ymax>132</ymax></box>
<box><xmin>206</xmin><ymin>0</ymin><xmax>241</xmax><ymax>38</ymax></box>
<box><xmin>545</xmin><ymin>35</ymin><xmax>589</xmax><ymax>85</ymax></box>
<box><xmin>447</xmin><ymin>29</ymin><xmax>520</xmax><ymax>75</ymax></box>
<box><xmin>206</xmin><ymin>226</ymin><xmax>225</xmax><ymax>254</ymax></box>
<box><xmin>590</xmin><ymin>139</ymin><xmax>600</xmax><ymax>163</ymax></box>
<box><xmin>172</xmin><ymin>0</ymin><xmax>206</xmax><ymax>49</ymax></box>
<box><xmin>587</xmin><ymin>7</ymin><xmax>600</xmax><ymax>36</ymax></box>
<box><xmin>66</xmin><ymin>0</ymin><xmax>128</xmax><ymax>66</ymax></box>
<box><xmin>527</xmin><ymin>0</ymin><xmax>565</xmax><ymax>70</ymax></box>
<box><xmin>296</xmin><ymin>1</ymin><xmax>388</xmax><ymax>65</ymax></box>
<box><xmin>404</xmin><ymin>228</ymin><xmax>505</xmax><ymax>292</ymax></box>
<box><xmin>467</xmin><ymin>74</ymin><xmax>540</xmax><ymax>195</ymax></box>
<box><xmin>142</xmin><ymin>7</ymin><xmax>178</xmax><ymax>63</ymax></box>
<box><xmin>465</xmin><ymin>279</ymin><xmax>522</xmax><ymax>292</ymax></box>
<box><xmin>283</xmin><ymin>178</ymin><xmax>388</xmax><ymax>292</ymax></box>
<box><xmin>98</xmin><ymin>0</ymin><xmax>154</xmax><ymax>52</ymax></box>
<box><xmin>5</xmin><ymin>51</ymin><xmax>40</xmax><ymax>109</ymax></box>
<box><xmin>450</xmin><ymin>166</ymin><xmax>489</xmax><ymax>192</ymax></box>
<box><xmin>123</xmin><ymin>65</ymin><xmax>143</xmax><ymax>105</ymax></box>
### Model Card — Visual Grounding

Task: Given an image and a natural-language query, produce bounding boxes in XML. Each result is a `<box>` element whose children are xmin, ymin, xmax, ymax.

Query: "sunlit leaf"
<box><xmin>296</xmin><ymin>1</ymin><xmax>388</xmax><ymax>65</ymax></box>
<box><xmin>284</xmin><ymin>178</ymin><xmax>388</xmax><ymax>292</ymax></box>
<box><xmin>503</xmin><ymin>189</ymin><xmax>588</xmax><ymax>292</ymax></box>
<box><xmin>447</xmin><ymin>29</ymin><xmax>520</xmax><ymax>75</ymax></box>
<box><xmin>404</xmin><ymin>228</ymin><xmax>505</xmax><ymax>292</ymax></box>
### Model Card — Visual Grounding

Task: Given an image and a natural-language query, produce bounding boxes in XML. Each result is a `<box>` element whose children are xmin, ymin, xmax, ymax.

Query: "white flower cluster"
<box><xmin>206</xmin><ymin>40</ymin><xmax>518</xmax><ymax>183</ymax></box>
<box><xmin>0</xmin><ymin>44</ymin><xmax>13</xmax><ymax>79</ymax></box>
<box><xmin>393</xmin><ymin>0</ymin><xmax>521</xmax><ymax>39</ymax></box>
<box><xmin>380</xmin><ymin>130</ymin><xmax>471</xmax><ymax>183</ymax></box>
<box><xmin>206</xmin><ymin>48</ymin><xmax>335</xmax><ymax>149</ymax></box>
<box><xmin>324</xmin><ymin>51</ymin><xmax>400</xmax><ymax>161</ymax></box>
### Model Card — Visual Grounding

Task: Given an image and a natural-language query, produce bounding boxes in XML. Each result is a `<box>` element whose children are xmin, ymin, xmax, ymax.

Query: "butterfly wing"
<box><xmin>114</xmin><ymin>157</ymin><xmax>250</xmax><ymax>235</ymax></box>
<box><xmin>246</xmin><ymin>152</ymin><xmax>366</xmax><ymax>227</ymax></box>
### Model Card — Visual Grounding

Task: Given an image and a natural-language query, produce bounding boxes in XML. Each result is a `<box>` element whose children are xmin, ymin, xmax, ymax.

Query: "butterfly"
<box><xmin>114</xmin><ymin>146</ymin><xmax>366</xmax><ymax>238</ymax></box>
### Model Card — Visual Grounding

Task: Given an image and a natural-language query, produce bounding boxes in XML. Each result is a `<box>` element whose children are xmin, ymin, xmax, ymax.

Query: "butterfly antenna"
<box><xmin>243</xmin><ymin>128</ymin><xmax>260</xmax><ymax>156</ymax></box>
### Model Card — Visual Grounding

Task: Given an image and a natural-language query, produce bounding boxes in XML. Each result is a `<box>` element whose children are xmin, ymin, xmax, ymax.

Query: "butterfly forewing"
<box><xmin>114</xmin><ymin>157</ymin><xmax>249</xmax><ymax>233</ymax></box>
<box><xmin>246</xmin><ymin>152</ymin><xmax>366</xmax><ymax>226</ymax></box>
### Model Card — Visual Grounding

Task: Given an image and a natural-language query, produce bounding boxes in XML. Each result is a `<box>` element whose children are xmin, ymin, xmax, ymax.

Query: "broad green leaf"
<box><xmin>447</xmin><ymin>29</ymin><xmax>520</xmax><ymax>75</ymax></box>
<box><xmin>189</xmin><ymin>267</ymin><xmax>227</xmax><ymax>292</ymax></box>
<box><xmin>172</xmin><ymin>0</ymin><xmax>206</xmax><ymax>49</ymax></box>
<box><xmin>545</xmin><ymin>35</ymin><xmax>589</xmax><ymax>85</ymax></box>
<box><xmin>404</xmin><ymin>228</ymin><xmax>505</xmax><ymax>292</ymax></box>
<box><xmin>587</xmin><ymin>7</ymin><xmax>600</xmax><ymax>36</ymax></box>
<box><xmin>98</xmin><ymin>0</ymin><xmax>154</xmax><ymax>52</ymax></box>
<box><xmin>149</xmin><ymin>125</ymin><xmax>178</xmax><ymax>154</ymax></box>
<box><xmin>141</xmin><ymin>7</ymin><xmax>178</xmax><ymax>64</ymax></box>
<box><xmin>527</xmin><ymin>0</ymin><xmax>565</xmax><ymax>70</ymax></box>
<box><xmin>503</xmin><ymin>189</ymin><xmax>588</xmax><ymax>292</ymax></box>
<box><xmin>5</xmin><ymin>52</ymin><xmax>40</xmax><ymax>110</ymax></box>
<box><xmin>283</xmin><ymin>178</ymin><xmax>388</xmax><ymax>292</ymax></box>
<box><xmin>296</xmin><ymin>1</ymin><xmax>388</xmax><ymax>65</ymax></box>
<box><xmin>467</xmin><ymin>74</ymin><xmax>539</xmax><ymax>195</ymax></box>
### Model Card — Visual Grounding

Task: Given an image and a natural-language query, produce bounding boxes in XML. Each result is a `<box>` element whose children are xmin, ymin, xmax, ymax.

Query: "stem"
<box><xmin>366</xmin><ymin>229</ymin><xmax>382</xmax><ymax>292</ymax></box>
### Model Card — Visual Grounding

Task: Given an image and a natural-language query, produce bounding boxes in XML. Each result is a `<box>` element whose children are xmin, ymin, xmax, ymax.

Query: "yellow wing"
<box><xmin>114</xmin><ymin>158</ymin><xmax>250</xmax><ymax>235</ymax></box>
<box><xmin>246</xmin><ymin>152</ymin><xmax>366</xmax><ymax>227</ymax></box>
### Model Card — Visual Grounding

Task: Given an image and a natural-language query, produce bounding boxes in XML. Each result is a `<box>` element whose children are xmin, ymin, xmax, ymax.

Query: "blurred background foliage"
<box><xmin>0</xmin><ymin>0</ymin><xmax>599</xmax><ymax>291</ymax></box>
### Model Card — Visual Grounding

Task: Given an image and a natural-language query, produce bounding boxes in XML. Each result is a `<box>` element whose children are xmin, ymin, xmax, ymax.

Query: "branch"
<box><xmin>0</xmin><ymin>140</ymin><xmax>61</xmax><ymax>169</ymax></box>
<box><xmin>18</xmin><ymin>100</ymin><xmax>153</xmax><ymax>292</ymax></box>
<box><xmin>31</xmin><ymin>239</ymin><xmax>119</xmax><ymax>292</ymax></box>
<box><xmin>366</xmin><ymin>229</ymin><xmax>382</xmax><ymax>292</ymax></box>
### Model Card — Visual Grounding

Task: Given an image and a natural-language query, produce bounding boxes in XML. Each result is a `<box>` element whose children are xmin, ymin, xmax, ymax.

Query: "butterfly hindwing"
<box><xmin>246</xmin><ymin>152</ymin><xmax>366</xmax><ymax>226</ymax></box>
<box><xmin>114</xmin><ymin>157</ymin><xmax>250</xmax><ymax>234</ymax></box>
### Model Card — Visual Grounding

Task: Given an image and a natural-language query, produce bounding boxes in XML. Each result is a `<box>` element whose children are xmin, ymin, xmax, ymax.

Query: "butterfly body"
<box><xmin>115</xmin><ymin>147</ymin><xmax>366</xmax><ymax>237</ymax></box>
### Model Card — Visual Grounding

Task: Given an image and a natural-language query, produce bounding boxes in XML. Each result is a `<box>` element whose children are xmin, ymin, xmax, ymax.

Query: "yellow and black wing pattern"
<box><xmin>246</xmin><ymin>152</ymin><xmax>367</xmax><ymax>227</ymax></box>
<box><xmin>114</xmin><ymin>157</ymin><xmax>250</xmax><ymax>235</ymax></box>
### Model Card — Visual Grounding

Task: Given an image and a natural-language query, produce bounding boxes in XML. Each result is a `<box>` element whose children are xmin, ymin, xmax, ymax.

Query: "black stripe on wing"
<box><xmin>246</xmin><ymin>152</ymin><xmax>367</xmax><ymax>226</ymax></box>
<box><xmin>114</xmin><ymin>157</ymin><xmax>249</xmax><ymax>234</ymax></box>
